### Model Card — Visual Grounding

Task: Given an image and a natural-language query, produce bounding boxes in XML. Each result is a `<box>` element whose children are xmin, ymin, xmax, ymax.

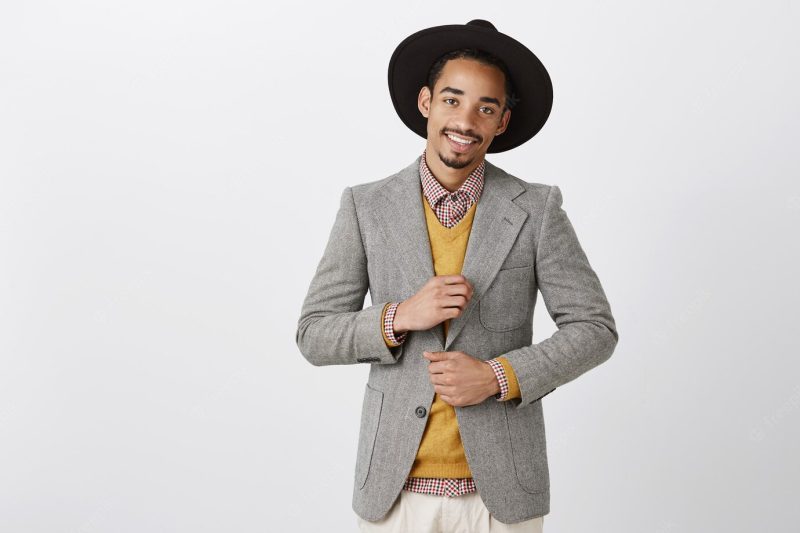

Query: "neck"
<box><xmin>424</xmin><ymin>146</ymin><xmax>483</xmax><ymax>193</ymax></box>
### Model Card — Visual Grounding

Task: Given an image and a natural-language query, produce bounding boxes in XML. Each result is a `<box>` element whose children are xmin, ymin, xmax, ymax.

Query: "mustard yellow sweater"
<box><xmin>380</xmin><ymin>190</ymin><xmax>521</xmax><ymax>478</ymax></box>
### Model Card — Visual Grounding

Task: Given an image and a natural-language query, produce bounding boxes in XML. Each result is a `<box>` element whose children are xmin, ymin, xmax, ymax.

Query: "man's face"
<box><xmin>418</xmin><ymin>57</ymin><xmax>511</xmax><ymax>170</ymax></box>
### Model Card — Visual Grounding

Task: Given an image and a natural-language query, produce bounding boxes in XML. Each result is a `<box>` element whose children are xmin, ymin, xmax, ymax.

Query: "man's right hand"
<box><xmin>392</xmin><ymin>275</ymin><xmax>474</xmax><ymax>333</ymax></box>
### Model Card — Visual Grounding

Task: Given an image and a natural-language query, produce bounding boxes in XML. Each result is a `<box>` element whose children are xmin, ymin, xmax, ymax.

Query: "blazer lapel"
<box><xmin>373</xmin><ymin>156</ymin><xmax>443</xmax><ymax>346</ymax></box>
<box><xmin>373</xmin><ymin>154</ymin><xmax>528</xmax><ymax>351</ymax></box>
<box><xmin>444</xmin><ymin>159</ymin><xmax>528</xmax><ymax>350</ymax></box>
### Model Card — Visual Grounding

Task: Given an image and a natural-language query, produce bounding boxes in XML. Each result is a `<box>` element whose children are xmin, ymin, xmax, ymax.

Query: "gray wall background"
<box><xmin>1</xmin><ymin>1</ymin><xmax>798</xmax><ymax>531</ymax></box>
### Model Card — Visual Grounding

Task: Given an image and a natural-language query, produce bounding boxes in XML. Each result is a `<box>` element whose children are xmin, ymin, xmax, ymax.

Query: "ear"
<box><xmin>496</xmin><ymin>107</ymin><xmax>511</xmax><ymax>136</ymax></box>
<box><xmin>418</xmin><ymin>86</ymin><xmax>432</xmax><ymax>119</ymax></box>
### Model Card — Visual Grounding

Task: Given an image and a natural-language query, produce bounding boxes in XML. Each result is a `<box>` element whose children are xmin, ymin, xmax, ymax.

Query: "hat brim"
<box><xmin>388</xmin><ymin>23</ymin><xmax>553</xmax><ymax>153</ymax></box>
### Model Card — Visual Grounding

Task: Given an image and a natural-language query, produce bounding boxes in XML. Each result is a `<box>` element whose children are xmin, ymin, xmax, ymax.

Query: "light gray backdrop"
<box><xmin>1</xmin><ymin>1</ymin><xmax>798</xmax><ymax>532</ymax></box>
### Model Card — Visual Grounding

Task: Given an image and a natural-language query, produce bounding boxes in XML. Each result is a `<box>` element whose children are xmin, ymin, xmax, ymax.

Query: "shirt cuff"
<box><xmin>381</xmin><ymin>302</ymin><xmax>407</xmax><ymax>347</ymax></box>
<box><xmin>485</xmin><ymin>358</ymin><xmax>508</xmax><ymax>400</ymax></box>
<box><xmin>496</xmin><ymin>356</ymin><xmax>521</xmax><ymax>400</ymax></box>
<box><xmin>486</xmin><ymin>357</ymin><xmax>521</xmax><ymax>401</ymax></box>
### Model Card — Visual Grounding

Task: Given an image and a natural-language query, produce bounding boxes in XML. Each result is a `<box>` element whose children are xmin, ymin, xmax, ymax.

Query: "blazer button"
<box><xmin>415</xmin><ymin>406</ymin><xmax>427</xmax><ymax>418</ymax></box>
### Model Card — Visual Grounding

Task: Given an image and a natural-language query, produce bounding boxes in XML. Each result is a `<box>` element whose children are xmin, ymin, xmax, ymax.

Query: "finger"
<box><xmin>427</xmin><ymin>361</ymin><xmax>444</xmax><ymax>374</ymax></box>
<box><xmin>429</xmin><ymin>374</ymin><xmax>450</xmax><ymax>386</ymax></box>
<box><xmin>442</xmin><ymin>283</ymin><xmax>470</xmax><ymax>296</ymax></box>
<box><xmin>442</xmin><ymin>295</ymin><xmax>468</xmax><ymax>309</ymax></box>
<box><xmin>423</xmin><ymin>351</ymin><xmax>446</xmax><ymax>361</ymax></box>
<box><xmin>439</xmin><ymin>394</ymin><xmax>461</xmax><ymax>407</ymax></box>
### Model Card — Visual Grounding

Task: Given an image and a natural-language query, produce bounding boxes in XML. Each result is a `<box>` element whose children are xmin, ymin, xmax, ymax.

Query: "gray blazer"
<box><xmin>295</xmin><ymin>154</ymin><xmax>618</xmax><ymax>524</ymax></box>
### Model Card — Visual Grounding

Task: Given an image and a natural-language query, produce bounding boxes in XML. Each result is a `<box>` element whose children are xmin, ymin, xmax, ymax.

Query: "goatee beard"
<box><xmin>437</xmin><ymin>150</ymin><xmax>474</xmax><ymax>170</ymax></box>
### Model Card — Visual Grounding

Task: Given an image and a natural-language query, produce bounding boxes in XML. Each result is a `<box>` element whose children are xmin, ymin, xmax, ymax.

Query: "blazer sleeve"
<box><xmin>501</xmin><ymin>185</ymin><xmax>619</xmax><ymax>409</ymax></box>
<box><xmin>296</xmin><ymin>186</ymin><xmax>405</xmax><ymax>366</ymax></box>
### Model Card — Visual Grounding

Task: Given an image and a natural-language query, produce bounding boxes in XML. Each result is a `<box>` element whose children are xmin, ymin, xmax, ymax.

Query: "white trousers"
<box><xmin>356</xmin><ymin>489</ymin><xmax>544</xmax><ymax>533</ymax></box>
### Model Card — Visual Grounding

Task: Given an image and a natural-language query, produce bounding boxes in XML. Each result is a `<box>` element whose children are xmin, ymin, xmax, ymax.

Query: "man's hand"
<box><xmin>423</xmin><ymin>350</ymin><xmax>500</xmax><ymax>407</ymax></box>
<box><xmin>393</xmin><ymin>275</ymin><xmax>473</xmax><ymax>333</ymax></box>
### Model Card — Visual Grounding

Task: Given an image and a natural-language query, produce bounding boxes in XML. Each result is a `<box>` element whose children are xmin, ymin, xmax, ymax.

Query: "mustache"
<box><xmin>442</xmin><ymin>129</ymin><xmax>481</xmax><ymax>143</ymax></box>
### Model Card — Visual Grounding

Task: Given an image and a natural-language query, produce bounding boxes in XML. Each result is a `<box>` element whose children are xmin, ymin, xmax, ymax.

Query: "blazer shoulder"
<box><xmin>350</xmin><ymin>173</ymin><xmax>394</xmax><ymax>195</ymax></box>
<box><xmin>487</xmin><ymin>160</ymin><xmax>557</xmax><ymax>209</ymax></box>
<box><xmin>347</xmin><ymin>163</ymin><xmax>410</xmax><ymax>206</ymax></box>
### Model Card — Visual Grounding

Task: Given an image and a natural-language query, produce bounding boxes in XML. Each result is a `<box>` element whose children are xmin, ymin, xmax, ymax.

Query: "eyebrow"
<box><xmin>439</xmin><ymin>86</ymin><xmax>502</xmax><ymax>107</ymax></box>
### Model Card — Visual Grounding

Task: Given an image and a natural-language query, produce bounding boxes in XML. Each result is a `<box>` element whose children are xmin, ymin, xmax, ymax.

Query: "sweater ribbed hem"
<box><xmin>407</xmin><ymin>462</ymin><xmax>472</xmax><ymax>478</ymax></box>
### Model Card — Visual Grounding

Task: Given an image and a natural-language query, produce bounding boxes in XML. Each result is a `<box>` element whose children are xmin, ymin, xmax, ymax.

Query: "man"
<box><xmin>296</xmin><ymin>19</ymin><xmax>618</xmax><ymax>532</ymax></box>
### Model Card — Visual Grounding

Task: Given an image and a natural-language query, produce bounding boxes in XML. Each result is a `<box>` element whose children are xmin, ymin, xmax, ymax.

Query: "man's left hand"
<box><xmin>423</xmin><ymin>350</ymin><xmax>500</xmax><ymax>407</ymax></box>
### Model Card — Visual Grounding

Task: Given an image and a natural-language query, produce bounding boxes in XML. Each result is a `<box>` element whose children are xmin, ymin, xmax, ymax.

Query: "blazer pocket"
<box><xmin>355</xmin><ymin>382</ymin><xmax>384</xmax><ymax>489</ymax></box>
<box><xmin>504</xmin><ymin>403</ymin><xmax>550</xmax><ymax>494</ymax></box>
<box><xmin>479</xmin><ymin>265</ymin><xmax>532</xmax><ymax>332</ymax></box>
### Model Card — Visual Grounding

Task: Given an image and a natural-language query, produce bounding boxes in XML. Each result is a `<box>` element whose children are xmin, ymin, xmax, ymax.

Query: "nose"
<box><xmin>451</xmin><ymin>107</ymin><xmax>480</xmax><ymax>140</ymax></box>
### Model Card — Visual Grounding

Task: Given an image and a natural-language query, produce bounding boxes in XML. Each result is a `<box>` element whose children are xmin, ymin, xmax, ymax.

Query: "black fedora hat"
<box><xmin>388</xmin><ymin>19</ymin><xmax>553</xmax><ymax>153</ymax></box>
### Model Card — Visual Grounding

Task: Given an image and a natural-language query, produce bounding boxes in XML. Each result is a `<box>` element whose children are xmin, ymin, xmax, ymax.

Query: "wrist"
<box><xmin>484</xmin><ymin>361</ymin><xmax>501</xmax><ymax>397</ymax></box>
<box><xmin>392</xmin><ymin>301</ymin><xmax>409</xmax><ymax>333</ymax></box>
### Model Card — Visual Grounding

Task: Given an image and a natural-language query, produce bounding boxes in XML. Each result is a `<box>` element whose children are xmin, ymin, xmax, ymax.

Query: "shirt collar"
<box><xmin>419</xmin><ymin>149</ymin><xmax>485</xmax><ymax>208</ymax></box>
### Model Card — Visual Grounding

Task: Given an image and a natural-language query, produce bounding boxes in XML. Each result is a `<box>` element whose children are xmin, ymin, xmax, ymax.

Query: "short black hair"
<box><xmin>425</xmin><ymin>48</ymin><xmax>519</xmax><ymax>113</ymax></box>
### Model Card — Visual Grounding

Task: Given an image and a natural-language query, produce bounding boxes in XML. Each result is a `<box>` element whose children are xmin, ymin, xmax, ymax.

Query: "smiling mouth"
<box><xmin>444</xmin><ymin>132</ymin><xmax>478</xmax><ymax>153</ymax></box>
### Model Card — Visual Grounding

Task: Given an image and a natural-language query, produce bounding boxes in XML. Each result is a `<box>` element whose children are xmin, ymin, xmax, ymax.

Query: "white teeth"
<box><xmin>447</xmin><ymin>134</ymin><xmax>473</xmax><ymax>145</ymax></box>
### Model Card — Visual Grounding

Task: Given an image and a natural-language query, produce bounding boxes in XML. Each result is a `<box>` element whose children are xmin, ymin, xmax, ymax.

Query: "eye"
<box><xmin>444</xmin><ymin>98</ymin><xmax>456</xmax><ymax>105</ymax></box>
<box><xmin>481</xmin><ymin>106</ymin><xmax>495</xmax><ymax>114</ymax></box>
